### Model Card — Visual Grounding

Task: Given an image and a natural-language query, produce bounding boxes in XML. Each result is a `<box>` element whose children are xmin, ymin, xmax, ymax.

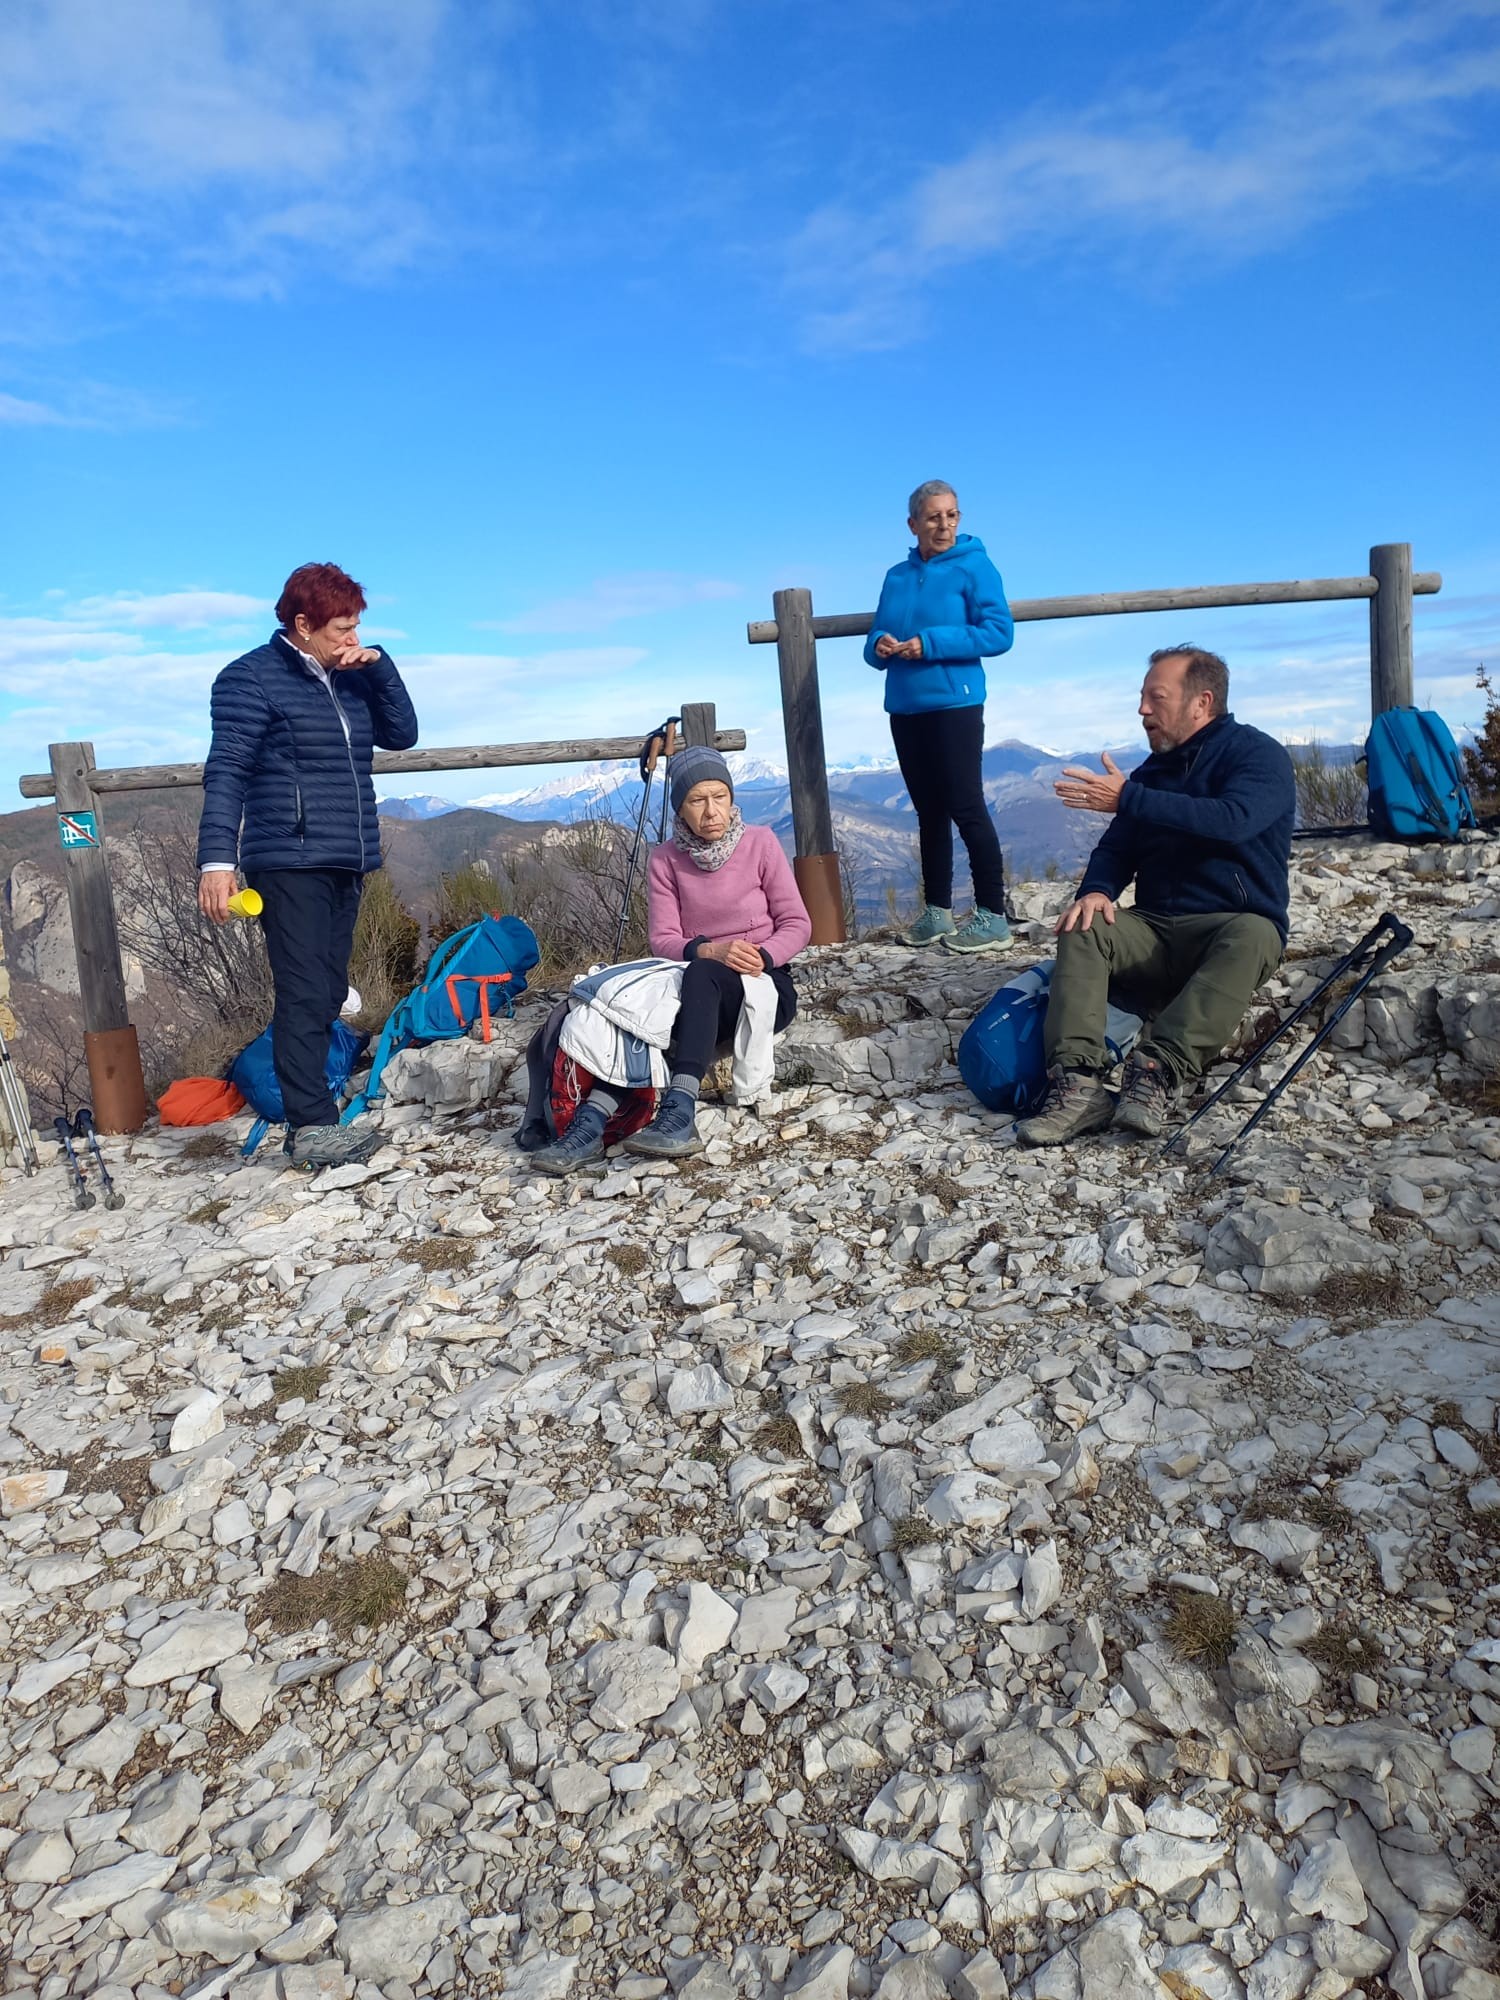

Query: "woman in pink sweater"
<box><xmin>627</xmin><ymin>745</ymin><xmax>812</xmax><ymax>1156</ymax></box>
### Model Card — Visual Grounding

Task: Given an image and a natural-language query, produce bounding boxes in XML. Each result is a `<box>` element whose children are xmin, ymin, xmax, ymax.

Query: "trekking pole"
<box><xmin>612</xmin><ymin>717</ymin><xmax>680</xmax><ymax>963</ymax></box>
<box><xmin>0</xmin><ymin>1025</ymin><xmax>40</xmax><ymax>1175</ymax></box>
<box><xmin>54</xmin><ymin>1115</ymin><xmax>95</xmax><ymax>1209</ymax></box>
<box><xmin>1199</xmin><ymin>914</ymin><xmax>1414</xmax><ymax>1176</ymax></box>
<box><xmin>73</xmin><ymin>1109</ymin><xmax>124</xmax><ymax>1210</ymax></box>
<box><xmin>656</xmin><ymin>719</ymin><xmax>679</xmax><ymax>844</ymax></box>
<box><xmin>1165</xmin><ymin>911</ymin><xmax>1406</xmax><ymax>1157</ymax></box>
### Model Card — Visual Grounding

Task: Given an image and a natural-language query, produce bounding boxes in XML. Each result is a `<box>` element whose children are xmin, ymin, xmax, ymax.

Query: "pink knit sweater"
<box><xmin>647</xmin><ymin>825</ymin><xmax>812</xmax><ymax>966</ymax></box>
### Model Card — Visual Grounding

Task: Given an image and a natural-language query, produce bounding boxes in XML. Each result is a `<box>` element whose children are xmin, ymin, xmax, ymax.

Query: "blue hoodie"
<box><xmin>863</xmin><ymin>533</ymin><xmax>1014</xmax><ymax>715</ymax></box>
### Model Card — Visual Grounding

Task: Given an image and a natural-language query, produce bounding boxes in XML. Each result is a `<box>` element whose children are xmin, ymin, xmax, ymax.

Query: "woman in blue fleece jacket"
<box><xmin>864</xmin><ymin>481</ymin><xmax>1015</xmax><ymax>953</ymax></box>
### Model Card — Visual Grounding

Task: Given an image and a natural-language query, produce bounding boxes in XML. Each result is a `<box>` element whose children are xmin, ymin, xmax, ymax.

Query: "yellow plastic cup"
<box><xmin>226</xmin><ymin>887</ymin><xmax>263</xmax><ymax>919</ymax></box>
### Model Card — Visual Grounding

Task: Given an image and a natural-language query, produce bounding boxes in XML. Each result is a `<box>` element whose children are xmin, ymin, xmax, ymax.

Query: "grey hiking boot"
<box><xmin>287</xmin><ymin>1123</ymin><xmax>381</xmax><ymax>1170</ymax></box>
<box><xmin>1015</xmin><ymin>1066</ymin><xmax>1114</xmax><ymax>1147</ymax></box>
<box><xmin>1113</xmin><ymin>1054</ymin><xmax>1174</xmax><ymax>1138</ymax></box>
<box><xmin>900</xmin><ymin>904</ymin><xmax>956</xmax><ymax>948</ymax></box>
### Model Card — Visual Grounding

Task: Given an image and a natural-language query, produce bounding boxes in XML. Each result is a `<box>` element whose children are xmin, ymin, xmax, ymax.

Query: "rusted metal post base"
<box><xmin>793</xmin><ymin>853</ymin><xmax>846</xmax><ymax>947</ymax></box>
<box><xmin>85</xmin><ymin>1026</ymin><xmax>147</xmax><ymax>1134</ymax></box>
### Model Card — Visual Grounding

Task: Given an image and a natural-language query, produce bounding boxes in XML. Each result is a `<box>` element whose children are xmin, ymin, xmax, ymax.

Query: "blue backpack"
<box><xmin>1365</xmin><ymin>708</ymin><xmax>1477</xmax><ymax>842</ymax></box>
<box><xmin>342</xmin><ymin>913</ymin><xmax>540</xmax><ymax>1122</ymax></box>
<box><xmin>958</xmin><ymin>963</ymin><xmax>1142</xmax><ymax>1116</ymax></box>
<box><xmin>229</xmin><ymin>1019</ymin><xmax>369</xmax><ymax>1157</ymax></box>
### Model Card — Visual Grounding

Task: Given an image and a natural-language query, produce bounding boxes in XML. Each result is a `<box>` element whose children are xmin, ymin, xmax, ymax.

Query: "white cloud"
<box><xmin>491</xmin><ymin>574</ymin><xmax>742</xmax><ymax>635</ymax></box>
<box><xmin>788</xmin><ymin>0</ymin><xmax>1500</xmax><ymax>351</ymax></box>
<box><xmin>0</xmin><ymin>391</ymin><xmax>72</xmax><ymax>425</ymax></box>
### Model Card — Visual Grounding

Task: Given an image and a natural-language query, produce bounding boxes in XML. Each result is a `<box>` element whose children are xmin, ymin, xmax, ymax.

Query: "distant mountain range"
<box><xmin>375</xmin><ymin>736</ymin><xmax>1372</xmax><ymax>914</ymax></box>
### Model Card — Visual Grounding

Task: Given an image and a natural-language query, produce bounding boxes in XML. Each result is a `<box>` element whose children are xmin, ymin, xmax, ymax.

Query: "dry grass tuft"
<box><xmin>1164</xmin><ymin>1590</ymin><xmax>1238</xmax><ymax>1667</ymax></box>
<box><xmin>839</xmin><ymin>1381</ymin><xmax>894</xmax><ymax>1421</ymax></box>
<box><xmin>399</xmin><ymin>1237</ymin><xmax>477</xmax><ymax>1273</ymax></box>
<box><xmin>915</xmin><ymin>1172</ymin><xmax>964</xmax><ymax>1210</ymax></box>
<box><xmin>188</xmin><ymin>1198</ymin><xmax>230</xmax><ymax>1226</ymax></box>
<box><xmin>274</xmin><ymin>1363</ymin><xmax>331</xmax><ymax>1404</ymax></box>
<box><xmin>893</xmin><ymin>1327</ymin><xmax>961</xmax><ymax>1369</ymax></box>
<box><xmin>606</xmin><ymin>1243</ymin><xmax>650</xmax><ymax>1277</ymax></box>
<box><xmin>1309</xmin><ymin>1267</ymin><xmax>1405</xmax><ymax>1323</ymax></box>
<box><xmin>755</xmin><ymin>1412</ymin><xmax>805</xmax><ymax>1459</ymax></box>
<box><xmin>177</xmin><ymin>1133</ymin><xmax>235</xmax><ymax>1163</ymax></box>
<box><xmin>1242</xmin><ymin>1473</ymin><xmax>1351</xmax><ymax>1533</ymax></box>
<box><xmin>1306</xmin><ymin>1614</ymin><xmax>1388</xmax><ymax>1684</ymax></box>
<box><xmin>890</xmin><ymin>1513</ymin><xmax>936</xmax><ymax>1554</ymax></box>
<box><xmin>260</xmin><ymin>1553</ymin><xmax>410</xmax><ymax>1637</ymax></box>
<box><xmin>0</xmin><ymin>1277</ymin><xmax>97</xmax><ymax>1333</ymax></box>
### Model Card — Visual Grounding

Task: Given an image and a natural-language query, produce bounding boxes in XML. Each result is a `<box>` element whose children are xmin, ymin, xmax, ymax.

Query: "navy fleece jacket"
<box><xmin>863</xmin><ymin>533</ymin><xmax>1014</xmax><ymax>715</ymax></box>
<box><xmin>1078</xmin><ymin>713</ymin><xmax>1296</xmax><ymax>941</ymax></box>
<box><xmin>197</xmin><ymin>631</ymin><xmax>419</xmax><ymax>876</ymax></box>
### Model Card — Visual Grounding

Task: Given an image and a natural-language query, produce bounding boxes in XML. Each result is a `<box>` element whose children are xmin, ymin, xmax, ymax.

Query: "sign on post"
<box><xmin>58</xmin><ymin>810</ymin><xmax>102</xmax><ymax>849</ymax></box>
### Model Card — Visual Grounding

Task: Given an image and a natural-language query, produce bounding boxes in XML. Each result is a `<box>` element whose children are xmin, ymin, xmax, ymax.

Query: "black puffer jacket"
<box><xmin>196</xmin><ymin>632</ymin><xmax>419</xmax><ymax>874</ymax></box>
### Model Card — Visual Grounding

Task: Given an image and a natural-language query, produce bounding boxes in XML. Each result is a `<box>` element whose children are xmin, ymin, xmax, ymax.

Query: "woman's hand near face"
<box><xmin>700</xmin><ymin>939</ymin><xmax>765</xmax><ymax>975</ymax></box>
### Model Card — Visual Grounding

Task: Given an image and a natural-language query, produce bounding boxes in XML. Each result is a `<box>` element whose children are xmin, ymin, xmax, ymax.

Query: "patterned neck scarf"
<box><xmin>673</xmin><ymin>804</ymin><xmax>746</xmax><ymax>872</ymax></box>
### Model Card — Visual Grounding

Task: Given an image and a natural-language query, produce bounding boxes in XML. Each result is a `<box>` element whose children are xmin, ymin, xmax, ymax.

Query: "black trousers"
<box><xmin>889</xmin><ymin>704</ymin><xmax>1006</xmax><ymax>911</ymax></box>
<box><xmin>246</xmin><ymin>867</ymin><xmax>361</xmax><ymax>1128</ymax></box>
<box><xmin>671</xmin><ymin>957</ymin><xmax>798</xmax><ymax>1081</ymax></box>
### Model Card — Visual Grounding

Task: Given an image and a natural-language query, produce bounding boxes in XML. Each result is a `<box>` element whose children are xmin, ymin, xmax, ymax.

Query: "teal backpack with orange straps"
<box><xmin>341</xmin><ymin>914</ymin><xmax>540</xmax><ymax>1123</ymax></box>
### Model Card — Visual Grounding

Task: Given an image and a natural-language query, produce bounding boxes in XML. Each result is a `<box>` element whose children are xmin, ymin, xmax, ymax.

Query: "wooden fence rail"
<box><xmin>750</xmin><ymin>544</ymin><xmax>1439</xmax><ymax>949</ymax></box>
<box><xmin>20</xmin><ymin>704</ymin><xmax>739</xmax><ymax>1133</ymax></box>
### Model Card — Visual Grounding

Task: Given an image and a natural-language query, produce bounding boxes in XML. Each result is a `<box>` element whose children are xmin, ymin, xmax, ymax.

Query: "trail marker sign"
<box><xmin>58</xmin><ymin>810</ymin><xmax>101</xmax><ymax>849</ymax></box>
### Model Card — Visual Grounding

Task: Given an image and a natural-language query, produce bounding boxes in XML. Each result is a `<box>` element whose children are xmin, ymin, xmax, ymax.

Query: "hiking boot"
<box><xmin>287</xmin><ymin>1123</ymin><xmax>382</xmax><ymax>1170</ymax></box>
<box><xmin>942</xmin><ymin>907</ymin><xmax>1012</xmax><ymax>955</ymax></box>
<box><xmin>900</xmin><ymin>904</ymin><xmax>956</xmax><ymax>948</ymax></box>
<box><xmin>1015</xmin><ymin>1066</ymin><xmax>1115</xmax><ymax>1147</ymax></box>
<box><xmin>531</xmin><ymin>1101</ymin><xmax>609</xmax><ymax>1176</ymax></box>
<box><xmin>622</xmin><ymin>1088</ymin><xmax>704</xmax><ymax>1159</ymax></box>
<box><xmin>1114</xmin><ymin>1054</ymin><xmax>1174</xmax><ymax>1138</ymax></box>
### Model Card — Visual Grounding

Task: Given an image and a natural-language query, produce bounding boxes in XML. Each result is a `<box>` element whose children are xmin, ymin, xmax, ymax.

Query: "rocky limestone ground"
<box><xmin>0</xmin><ymin>834</ymin><xmax>1498</xmax><ymax>2000</ymax></box>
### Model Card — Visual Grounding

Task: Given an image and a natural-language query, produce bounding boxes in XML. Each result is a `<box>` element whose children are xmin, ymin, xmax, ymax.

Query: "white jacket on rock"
<box><xmin>558</xmin><ymin>956</ymin><xmax>782</xmax><ymax>1101</ymax></box>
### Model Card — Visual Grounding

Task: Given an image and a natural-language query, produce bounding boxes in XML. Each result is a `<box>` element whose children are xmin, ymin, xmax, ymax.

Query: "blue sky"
<box><xmin>2</xmin><ymin>0</ymin><xmax>1497</xmax><ymax>807</ymax></box>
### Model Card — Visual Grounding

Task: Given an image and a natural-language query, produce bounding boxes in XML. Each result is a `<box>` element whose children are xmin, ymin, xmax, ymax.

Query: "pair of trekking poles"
<box><xmin>0</xmin><ymin>1024</ymin><xmax>124</xmax><ymax>1208</ymax></box>
<box><xmin>1165</xmin><ymin>909</ymin><xmax>1414</xmax><ymax>1174</ymax></box>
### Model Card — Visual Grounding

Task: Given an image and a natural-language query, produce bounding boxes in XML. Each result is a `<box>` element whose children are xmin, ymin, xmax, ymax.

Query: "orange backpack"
<box><xmin>157</xmin><ymin>1078</ymin><xmax>247</xmax><ymax>1126</ymax></box>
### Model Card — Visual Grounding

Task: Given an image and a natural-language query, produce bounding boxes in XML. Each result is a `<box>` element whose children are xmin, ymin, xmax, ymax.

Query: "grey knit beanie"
<box><xmin>669</xmin><ymin>744</ymin><xmax>735</xmax><ymax>814</ymax></box>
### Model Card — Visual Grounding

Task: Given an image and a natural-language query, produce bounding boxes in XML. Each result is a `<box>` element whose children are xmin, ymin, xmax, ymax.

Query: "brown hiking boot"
<box><xmin>1114</xmin><ymin>1054</ymin><xmax>1173</xmax><ymax>1138</ymax></box>
<box><xmin>1015</xmin><ymin>1066</ymin><xmax>1115</xmax><ymax>1147</ymax></box>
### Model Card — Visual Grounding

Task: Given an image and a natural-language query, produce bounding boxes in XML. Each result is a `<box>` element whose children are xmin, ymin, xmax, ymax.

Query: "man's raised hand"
<box><xmin>1056</xmin><ymin>892</ymin><xmax>1117</xmax><ymax>935</ymax></box>
<box><xmin>1054</xmin><ymin>751</ymin><xmax>1126</xmax><ymax>814</ymax></box>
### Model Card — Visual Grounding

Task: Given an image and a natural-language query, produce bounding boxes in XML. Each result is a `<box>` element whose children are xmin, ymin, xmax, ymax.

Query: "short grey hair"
<box><xmin>1148</xmin><ymin>644</ymin><xmax>1230</xmax><ymax>718</ymax></box>
<box><xmin>908</xmin><ymin>479</ymin><xmax>957</xmax><ymax>520</ymax></box>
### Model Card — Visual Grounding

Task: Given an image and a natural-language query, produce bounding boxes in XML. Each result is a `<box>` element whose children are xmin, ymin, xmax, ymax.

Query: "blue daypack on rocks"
<box><xmin>958</xmin><ymin>963</ymin><xmax>1142</xmax><ymax>1116</ymax></box>
<box><xmin>229</xmin><ymin>1019</ymin><xmax>369</xmax><ymax>1157</ymax></box>
<box><xmin>341</xmin><ymin>913</ymin><xmax>540</xmax><ymax>1122</ymax></box>
<box><xmin>1365</xmin><ymin>708</ymin><xmax>1477</xmax><ymax>841</ymax></box>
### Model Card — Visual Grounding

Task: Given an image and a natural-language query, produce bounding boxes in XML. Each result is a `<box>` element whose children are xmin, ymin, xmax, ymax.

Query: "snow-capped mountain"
<box><xmin>374</xmin><ymin>792</ymin><xmax>462</xmax><ymax>820</ymax></box>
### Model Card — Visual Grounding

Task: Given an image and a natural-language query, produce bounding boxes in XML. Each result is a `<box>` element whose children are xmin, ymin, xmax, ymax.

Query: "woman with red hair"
<box><xmin>197</xmin><ymin>562</ymin><xmax>419</xmax><ymax>1168</ymax></box>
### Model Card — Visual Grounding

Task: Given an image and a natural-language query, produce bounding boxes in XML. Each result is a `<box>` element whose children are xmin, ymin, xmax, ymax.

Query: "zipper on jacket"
<box><xmin>314</xmin><ymin>674</ymin><xmax>368</xmax><ymax>872</ymax></box>
<box><xmin>294</xmin><ymin>784</ymin><xmax>305</xmax><ymax>839</ymax></box>
<box><xmin>1233</xmin><ymin>871</ymin><xmax>1248</xmax><ymax>909</ymax></box>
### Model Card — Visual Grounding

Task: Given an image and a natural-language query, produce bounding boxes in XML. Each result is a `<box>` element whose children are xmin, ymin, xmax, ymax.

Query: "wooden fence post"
<box><xmin>680</xmin><ymin>702</ymin><xmax>716</xmax><ymax>749</ymax></box>
<box><xmin>772</xmin><ymin>588</ymin><xmax>845</xmax><ymax>945</ymax></box>
<box><xmin>1369</xmin><ymin>543</ymin><xmax>1414</xmax><ymax>719</ymax></box>
<box><xmin>48</xmin><ymin>743</ymin><xmax>147</xmax><ymax>1133</ymax></box>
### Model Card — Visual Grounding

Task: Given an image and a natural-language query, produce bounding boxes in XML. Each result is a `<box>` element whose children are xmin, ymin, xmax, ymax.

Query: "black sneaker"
<box><xmin>1114</xmin><ymin>1054</ymin><xmax>1173</xmax><ymax>1138</ymax></box>
<box><xmin>1015</xmin><ymin>1067</ymin><xmax>1115</xmax><ymax>1147</ymax></box>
